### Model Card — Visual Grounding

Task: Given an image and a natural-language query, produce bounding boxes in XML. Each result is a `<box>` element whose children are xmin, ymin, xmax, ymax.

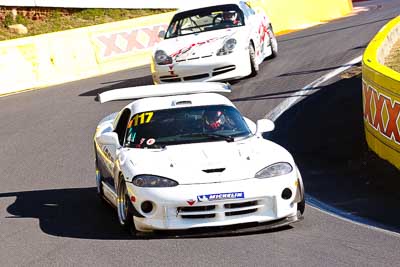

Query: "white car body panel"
<box><xmin>151</xmin><ymin>1</ymin><xmax>276</xmax><ymax>84</ymax></box>
<box><xmin>126</xmin><ymin>92</ymin><xmax>235</xmax><ymax>116</ymax></box>
<box><xmin>121</xmin><ymin>137</ymin><xmax>293</xmax><ymax>185</ymax></box>
<box><xmin>97</xmin><ymin>82</ymin><xmax>231</xmax><ymax>103</ymax></box>
<box><xmin>94</xmin><ymin>83</ymin><xmax>303</xmax><ymax>233</ymax></box>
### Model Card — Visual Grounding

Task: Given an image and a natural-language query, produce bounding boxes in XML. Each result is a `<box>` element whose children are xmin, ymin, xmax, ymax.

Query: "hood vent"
<box><xmin>202</xmin><ymin>168</ymin><xmax>226</xmax><ymax>173</ymax></box>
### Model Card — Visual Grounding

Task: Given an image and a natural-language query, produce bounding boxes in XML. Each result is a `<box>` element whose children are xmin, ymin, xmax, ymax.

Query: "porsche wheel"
<box><xmin>249</xmin><ymin>43</ymin><xmax>259</xmax><ymax>77</ymax></box>
<box><xmin>268</xmin><ymin>25</ymin><xmax>278</xmax><ymax>58</ymax></box>
<box><xmin>117</xmin><ymin>178</ymin><xmax>136</xmax><ymax>233</ymax></box>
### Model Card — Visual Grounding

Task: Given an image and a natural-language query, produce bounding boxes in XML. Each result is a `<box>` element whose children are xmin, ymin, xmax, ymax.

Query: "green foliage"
<box><xmin>4</xmin><ymin>13</ymin><xmax>14</xmax><ymax>27</ymax></box>
<box><xmin>15</xmin><ymin>15</ymin><xmax>28</xmax><ymax>25</ymax></box>
<box><xmin>104</xmin><ymin>9</ymin><xmax>125</xmax><ymax>18</ymax></box>
<box><xmin>50</xmin><ymin>10</ymin><xmax>63</xmax><ymax>19</ymax></box>
<box><xmin>3</xmin><ymin>13</ymin><xmax>29</xmax><ymax>27</ymax></box>
<box><xmin>0</xmin><ymin>8</ymin><xmax>175</xmax><ymax>41</ymax></box>
<box><xmin>76</xmin><ymin>9</ymin><xmax>106</xmax><ymax>20</ymax></box>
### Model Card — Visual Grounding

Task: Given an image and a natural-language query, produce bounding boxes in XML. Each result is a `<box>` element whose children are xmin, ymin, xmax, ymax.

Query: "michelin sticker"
<box><xmin>197</xmin><ymin>192</ymin><xmax>244</xmax><ymax>202</ymax></box>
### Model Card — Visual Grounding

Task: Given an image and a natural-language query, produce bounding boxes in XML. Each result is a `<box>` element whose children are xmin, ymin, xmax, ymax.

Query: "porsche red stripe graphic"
<box><xmin>169</xmin><ymin>36</ymin><xmax>226</xmax><ymax>58</ymax></box>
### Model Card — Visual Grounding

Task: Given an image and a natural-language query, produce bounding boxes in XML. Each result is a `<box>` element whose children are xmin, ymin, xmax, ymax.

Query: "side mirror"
<box><xmin>256</xmin><ymin>119</ymin><xmax>275</xmax><ymax>135</ymax></box>
<box><xmin>97</xmin><ymin>132</ymin><xmax>119</xmax><ymax>146</ymax></box>
<box><xmin>96</xmin><ymin>132</ymin><xmax>120</xmax><ymax>159</ymax></box>
<box><xmin>158</xmin><ymin>30</ymin><xmax>166</xmax><ymax>39</ymax></box>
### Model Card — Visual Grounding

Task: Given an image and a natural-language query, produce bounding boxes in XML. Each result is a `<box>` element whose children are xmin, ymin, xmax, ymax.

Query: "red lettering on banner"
<box><xmin>384</xmin><ymin>99</ymin><xmax>400</xmax><ymax>143</ymax></box>
<box><xmin>97</xmin><ymin>24</ymin><xmax>168</xmax><ymax>58</ymax></box>
<box><xmin>142</xmin><ymin>26</ymin><xmax>163</xmax><ymax>47</ymax></box>
<box><xmin>363</xmin><ymin>81</ymin><xmax>373</xmax><ymax>124</ymax></box>
<box><xmin>98</xmin><ymin>34</ymin><xmax>124</xmax><ymax>57</ymax></box>
<box><xmin>364</xmin><ymin>82</ymin><xmax>400</xmax><ymax>145</ymax></box>
<box><xmin>372</xmin><ymin>90</ymin><xmax>386</xmax><ymax>132</ymax></box>
<box><xmin>121</xmin><ymin>30</ymin><xmax>145</xmax><ymax>50</ymax></box>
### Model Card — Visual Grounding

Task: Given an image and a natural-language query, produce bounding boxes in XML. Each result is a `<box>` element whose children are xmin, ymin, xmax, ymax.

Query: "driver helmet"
<box><xmin>223</xmin><ymin>11</ymin><xmax>238</xmax><ymax>24</ymax></box>
<box><xmin>204</xmin><ymin>110</ymin><xmax>226</xmax><ymax>130</ymax></box>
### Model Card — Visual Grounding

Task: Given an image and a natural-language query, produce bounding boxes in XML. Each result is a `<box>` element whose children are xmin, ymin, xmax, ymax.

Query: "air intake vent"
<box><xmin>173</xmin><ymin>100</ymin><xmax>192</xmax><ymax>106</ymax></box>
<box><xmin>202</xmin><ymin>168</ymin><xmax>225</xmax><ymax>173</ymax></box>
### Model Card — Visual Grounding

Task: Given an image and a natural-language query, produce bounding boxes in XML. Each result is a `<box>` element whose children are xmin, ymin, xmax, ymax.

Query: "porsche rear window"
<box><xmin>125</xmin><ymin>105</ymin><xmax>251</xmax><ymax>148</ymax></box>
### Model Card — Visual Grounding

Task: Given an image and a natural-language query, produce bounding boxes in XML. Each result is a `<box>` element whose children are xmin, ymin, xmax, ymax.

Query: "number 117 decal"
<box><xmin>128</xmin><ymin>112</ymin><xmax>154</xmax><ymax>128</ymax></box>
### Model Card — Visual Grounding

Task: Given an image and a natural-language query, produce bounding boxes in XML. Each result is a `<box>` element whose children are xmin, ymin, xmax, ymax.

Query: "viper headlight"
<box><xmin>155</xmin><ymin>50</ymin><xmax>173</xmax><ymax>65</ymax></box>
<box><xmin>132</xmin><ymin>175</ymin><xmax>178</xmax><ymax>187</ymax></box>
<box><xmin>217</xmin><ymin>38</ymin><xmax>237</xmax><ymax>56</ymax></box>
<box><xmin>255</xmin><ymin>162</ymin><xmax>293</xmax><ymax>179</ymax></box>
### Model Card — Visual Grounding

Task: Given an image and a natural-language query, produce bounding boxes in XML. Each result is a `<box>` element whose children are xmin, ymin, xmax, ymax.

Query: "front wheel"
<box><xmin>117</xmin><ymin>178</ymin><xmax>136</xmax><ymax>234</ymax></box>
<box><xmin>268</xmin><ymin>24</ymin><xmax>278</xmax><ymax>58</ymax></box>
<box><xmin>249</xmin><ymin>43</ymin><xmax>259</xmax><ymax>77</ymax></box>
<box><xmin>297</xmin><ymin>198</ymin><xmax>305</xmax><ymax>215</ymax></box>
<box><xmin>95</xmin><ymin>152</ymin><xmax>105</xmax><ymax>200</ymax></box>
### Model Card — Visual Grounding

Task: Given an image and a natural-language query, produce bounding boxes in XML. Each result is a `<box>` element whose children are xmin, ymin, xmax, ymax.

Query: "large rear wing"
<box><xmin>97</xmin><ymin>82</ymin><xmax>231</xmax><ymax>103</ymax></box>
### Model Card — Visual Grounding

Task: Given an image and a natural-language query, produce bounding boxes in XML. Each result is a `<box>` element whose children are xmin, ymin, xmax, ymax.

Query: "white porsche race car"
<box><xmin>94</xmin><ymin>82</ymin><xmax>304</xmax><ymax>235</ymax></box>
<box><xmin>151</xmin><ymin>0</ymin><xmax>278</xmax><ymax>84</ymax></box>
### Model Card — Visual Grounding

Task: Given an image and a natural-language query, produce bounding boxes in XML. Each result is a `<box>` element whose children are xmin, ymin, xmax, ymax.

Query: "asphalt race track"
<box><xmin>1</xmin><ymin>0</ymin><xmax>400</xmax><ymax>265</ymax></box>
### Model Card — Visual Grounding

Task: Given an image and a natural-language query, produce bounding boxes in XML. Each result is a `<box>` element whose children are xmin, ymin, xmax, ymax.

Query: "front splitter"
<box><xmin>133</xmin><ymin>212</ymin><xmax>303</xmax><ymax>239</ymax></box>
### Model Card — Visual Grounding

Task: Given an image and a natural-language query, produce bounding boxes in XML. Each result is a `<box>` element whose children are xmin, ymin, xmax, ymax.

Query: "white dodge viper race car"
<box><xmin>94</xmin><ymin>82</ymin><xmax>304</xmax><ymax>235</ymax></box>
<box><xmin>151</xmin><ymin>0</ymin><xmax>278</xmax><ymax>84</ymax></box>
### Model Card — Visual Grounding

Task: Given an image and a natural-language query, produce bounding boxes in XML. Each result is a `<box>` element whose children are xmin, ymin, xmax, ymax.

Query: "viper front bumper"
<box><xmin>126</xmin><ymin>174</ymin><xmax>304</xmax><ymax>232</ymax></box>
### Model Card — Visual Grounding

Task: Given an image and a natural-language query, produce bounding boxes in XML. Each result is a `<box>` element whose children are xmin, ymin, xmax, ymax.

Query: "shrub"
<box><xmin>3</xmin><ymin>13</ymin><xmax>29</xmax><ymax>27</ymax></box>
<box><xmin>50</xmin><ymin>10</ymin><xmax>63</xmax><ymax>19</ymax></box>
<box><xmin>76</xmin><ymin>9</ymin><xmax>105</xmax><ymax>20</ymax></box>
<box><xmin>4</xmin><ymin>13</ymin><xmax>14</xmax><ymax>27</ymax></box>
<box><xmin>15</xmin><ymin>15</ymin><xmax>28</xmax><ymax>25</ymax></box>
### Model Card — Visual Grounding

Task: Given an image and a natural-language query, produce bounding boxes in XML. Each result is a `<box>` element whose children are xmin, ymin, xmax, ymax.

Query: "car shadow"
<box><xmin>267</xmin><ymin>73</ymin><xmax>400</xmax><ymax>232</ymax></box>
<box><xmin>231</xmin><ymin>86</ymin><xmax>323</xmax><ymax>102</ymax></box>
<box><xmin>0</xmin><ymin>187</ymin><xmax>293</xmax><ymax>240</ymax></box>
<box><xmin>278</xmin><ymin>16</ymin><xmax>395</xmax><ymax>43</ymax></box>
<box><xmin>277</xmin><ymin>64</ymin><xmax>357</xmax><ymax>77</ymax></box>
<box><xmin>79</xmin><ymin>75</ymin><xmax>154</xmax><ymax>97</ymax></box>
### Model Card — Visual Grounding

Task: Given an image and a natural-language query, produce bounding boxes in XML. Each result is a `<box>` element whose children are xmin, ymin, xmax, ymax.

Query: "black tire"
<box><xmin>95</xmin><ymin>152</ymin><xmax>105</xmax><ymax>199</ymax></box>
<box><xmin>117</xmin><ymin>178</ymin><xmax>137</xmax><ymax>234</ymax></box>
<box><xmin>249</xmin><ymin>43</ymin><xmax>259</xmax><ymax>77</ymax></box>
<box><xmin>268</xmin><ymin>24</ymin><xmax>278</xmax><ymax>59</ymax></box>
<box><xmin>297</xmin><ymin>197</ymin><xmax>305</xmax><ymax>215</ymax></box>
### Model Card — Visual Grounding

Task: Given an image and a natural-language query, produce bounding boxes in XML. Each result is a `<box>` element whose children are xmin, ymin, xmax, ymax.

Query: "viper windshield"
<box><xmin>125</xmin><ymin>105</ymin><xmax>251</xmax><ymax>148</ymax></box>
<box><xmin>165</xmin><ymin>4</ymin><xmax>244</xmax><ymax>39</ymax></box>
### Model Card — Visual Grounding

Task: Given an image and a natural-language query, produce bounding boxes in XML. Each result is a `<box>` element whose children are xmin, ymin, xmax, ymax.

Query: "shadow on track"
<box><xmin>277</xmin><ymin>64</ymin><xmax>359</xmax><ymax>77</ymax></box>
<box><xmin>79</xmin><ymin>75</ymin><xmax>153</xmax><ymax>97</ymax></box>
<box><xmin>267</xmin><ymin>73</ymin><xmax>400</xmax><ymax>232</ymax></box>
<box><xmin>231</xmin><ymin>87</ymin><xmax>320</xmax><ymax>102</ymax></box>
<box><xmin>0</xmin><ymin>188</ymin><xmax>292</xmax><ymax>240</ymax></box>
<box><xmin>278</xmin><ymin>16</ymin><xmax>394</xmax><ymax>43</ymax></box>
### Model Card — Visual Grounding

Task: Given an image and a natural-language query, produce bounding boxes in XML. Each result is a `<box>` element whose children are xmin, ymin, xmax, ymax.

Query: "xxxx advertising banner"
<box><xmin>89</xmin><ymin>12</ymin><xmax>173</xmax><ymax>74</ymax></box>
<box><xmin>362</xmin><ymin>62</ymin><xmax>400</xmax><ymax>170</ymax></box>
<box><xmin>362</xmin><ymin>16</ymin><xmax>400</xmax><ymax>170</ymax></box>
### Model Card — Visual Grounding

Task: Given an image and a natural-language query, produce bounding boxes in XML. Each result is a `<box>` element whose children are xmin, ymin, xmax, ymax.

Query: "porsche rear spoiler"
<box><xmin>97</xmin><ymin>82</ymin><xmax>231</xmax><ymax>103</ymax></box>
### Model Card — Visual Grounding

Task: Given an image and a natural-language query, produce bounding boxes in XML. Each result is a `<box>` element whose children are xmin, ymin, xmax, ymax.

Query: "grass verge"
<box><xmin>0</xmin><ymin>8</ymin><xmax>173</xmax><ymax>41</ymax></box>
